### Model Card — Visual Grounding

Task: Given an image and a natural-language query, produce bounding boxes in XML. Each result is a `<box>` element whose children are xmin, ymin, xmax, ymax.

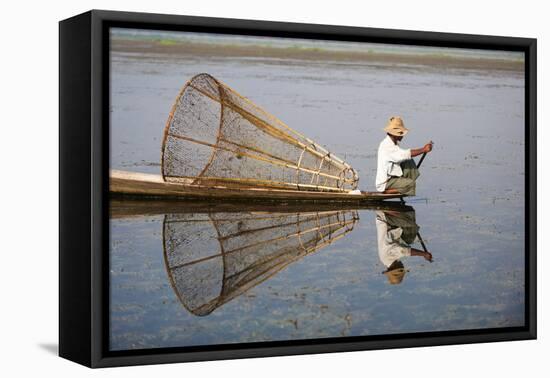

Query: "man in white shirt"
<box><xmin>375</xmin><ymin>209</ymin><xmax>432</xmax><ymax>285</ymax></box>
<box><xmin>375</xmin><ymin>116</ymin><xmax>433</xmax><ymax>195</ymax></box>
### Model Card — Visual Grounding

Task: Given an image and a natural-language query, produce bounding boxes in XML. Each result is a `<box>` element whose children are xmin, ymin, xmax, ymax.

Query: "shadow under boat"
<box><xmin>109</xmin><ymin>197</ymin><xmax>413</xmax><ymax>220</ymax></box>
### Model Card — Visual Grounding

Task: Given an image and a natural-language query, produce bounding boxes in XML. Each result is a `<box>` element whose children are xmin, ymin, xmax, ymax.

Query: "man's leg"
<box><xmin>384</xmin><ymin>159</ymin><xmax>420</xmax><ymax>196</ymax></box>
<box><xmin>384</xmin><ymin>210</ymin><xmax>419</xmax><ymax>244</ymax></box>
<box><xmin>385</xmin><ymin>176</ymin><xmax>416</xmax><ymax>196</ymax></box>
<box><xmin>400</xmin><ymin>159</ymin><xmax>420</xmax><ymax>181</ymax></box>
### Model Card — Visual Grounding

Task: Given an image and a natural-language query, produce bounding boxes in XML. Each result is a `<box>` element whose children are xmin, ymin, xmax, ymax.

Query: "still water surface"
<box><xmin>109</xmin><ymin>31</ymin><xmax>525</xmax><ymax>351</ymax></box>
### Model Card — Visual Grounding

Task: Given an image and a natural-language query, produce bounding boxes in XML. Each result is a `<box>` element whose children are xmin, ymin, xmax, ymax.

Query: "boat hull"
<box><xmin>110</xmin><ymin>170</ymin><xmax>405</xmax><ymax>203</ymax></box>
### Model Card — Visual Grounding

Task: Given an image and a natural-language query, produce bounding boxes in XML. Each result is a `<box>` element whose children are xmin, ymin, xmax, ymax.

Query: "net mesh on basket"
<box><xmin>161</xmin><ymin>73</ymin><xmax>359</xmax><ymax>192</ymax></box>
<box><xmin>163</xmin><ymin>209</ymin><xmax>359</xmax><ymax>316</ymax></box>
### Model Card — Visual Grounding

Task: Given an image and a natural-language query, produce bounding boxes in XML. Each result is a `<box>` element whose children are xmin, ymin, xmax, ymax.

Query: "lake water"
<box><xmin>109</xmin><ymin>31</ymin><xmax>525</xmax><ymax>351</ymax></box>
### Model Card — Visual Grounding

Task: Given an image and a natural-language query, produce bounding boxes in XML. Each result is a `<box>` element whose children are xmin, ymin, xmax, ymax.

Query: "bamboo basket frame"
<box><xmin>162</xmin><ymin>209</ymin><xmax>359</xmax><ymax>316</ymax></box>
<box><xmin>161</xmin><ymin>73</ymin><xmax>359</xmax><ymax>192</ymax></box>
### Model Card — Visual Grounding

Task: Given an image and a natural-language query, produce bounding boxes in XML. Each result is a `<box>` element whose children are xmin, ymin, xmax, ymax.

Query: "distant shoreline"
<box><xmin>111</xmin><ymin>38</ymin><xmax>524</xmax><ymax>72</ymax></box>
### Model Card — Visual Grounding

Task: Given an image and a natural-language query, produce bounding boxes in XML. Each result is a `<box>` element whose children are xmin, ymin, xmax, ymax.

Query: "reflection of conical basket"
<box><xmin>163</xmin><ymin>210</ymin><xmax>359</xmax><ymax>316</ymax></box>
<box><xmin>161</xmin><ymin>73</ymin><xmax>358</xmax><ymax>192</ymax></box>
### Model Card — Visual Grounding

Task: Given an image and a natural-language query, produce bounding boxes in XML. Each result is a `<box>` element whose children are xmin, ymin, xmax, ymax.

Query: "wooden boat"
<box><xmin>110</xmin><ymin>75</ymin><xmax>413</xmax><ymax>204</ymax></box>
<box><xmin>110</xmin><ymin>169</ymin><xmax>405</xmax><ymax>203</ymax></box>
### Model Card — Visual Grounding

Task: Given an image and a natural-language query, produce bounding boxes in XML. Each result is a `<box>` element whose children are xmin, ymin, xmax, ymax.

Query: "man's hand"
<box><xmin>411</xmin><ymin>141</ymin><xmax>434</xmax><ymax>158</ymax></box>
<box><xmin>423</xmin><ymin>251</ymin><xmax>433</xmax><ymax>262</ymax></box>
<box><xmin>423</xmin><ymin>141</ymin><xmax>434</xmax><ymax>153</ymax></box>
<box><xmin>411</xmin><ymin>248</ymin><xmax>433</xmax><ymax>262</ymax></box>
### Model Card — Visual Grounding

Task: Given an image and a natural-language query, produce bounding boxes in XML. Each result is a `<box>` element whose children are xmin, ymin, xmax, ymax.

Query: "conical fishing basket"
<box><xmin>163</xmin><ymin>209</ymin><xmax>359</xmax><ymax>316</ymax></box>
<box><xmin>161</xmin><ymin>73</ymin><xmax>359</xmax><ymax>192</ymax></box>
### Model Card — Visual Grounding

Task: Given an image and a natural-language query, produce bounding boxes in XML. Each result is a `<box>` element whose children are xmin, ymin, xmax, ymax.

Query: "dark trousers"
<box><xmin>385</xmin><ymin>159</ymin><xmax>420</xmax><ymax>196</ymax></box>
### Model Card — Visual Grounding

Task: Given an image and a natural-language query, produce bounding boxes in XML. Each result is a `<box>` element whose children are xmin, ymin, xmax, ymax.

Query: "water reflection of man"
<box><xmin>375</xmin><ymin>116</ymin><xmax>433</xmax><ymax>196</ymax></box>
<box><xmin>375</xmin><ymin>210</ymin><xmax>432</xmax><ymax>285</ymax></box>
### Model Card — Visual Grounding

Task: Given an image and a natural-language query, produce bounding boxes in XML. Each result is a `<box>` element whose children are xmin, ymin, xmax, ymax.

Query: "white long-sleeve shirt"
<box><xmin>375</xmin><ymin>135</ymin><xmax>412</xmax><ymax>192</ymax></box>
<box><xmin>375</xmin><ymin>211</ymin><xmax>411</xmax><ymax>268</ymax></box>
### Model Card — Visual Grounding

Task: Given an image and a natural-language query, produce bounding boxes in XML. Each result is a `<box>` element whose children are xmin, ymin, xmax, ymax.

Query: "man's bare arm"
<box><xmin>411</xmin><ymin>248</ymin><xmax>433</xmax><ymax>262</ymax></box>
<box><xmin>411</xmin><ymin>141</ymin><xmax>433</xmax><ymax>158</ymax></box>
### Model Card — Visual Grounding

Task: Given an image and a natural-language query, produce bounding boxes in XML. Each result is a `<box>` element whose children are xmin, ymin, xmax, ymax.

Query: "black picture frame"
<box><xmin>59</xmin><ymin>9</ymin><xmax>537</xmax><ymax>368</ymax></box>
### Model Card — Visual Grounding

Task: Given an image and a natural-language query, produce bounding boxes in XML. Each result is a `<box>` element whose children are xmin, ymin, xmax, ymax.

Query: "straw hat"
<box><xmin>383</xmin><ymin>260</ymin><xmax>407</xmax><ymax>285</ymax></box>
<box><xmin>384</xmin><ymin>268</ymin><xmax>407</xmax><ymax>285</ymax></box>
<box><xmin>383</xmin><ymin>116</ymin><xmax>409</xmax><ymax>137</ymax></box>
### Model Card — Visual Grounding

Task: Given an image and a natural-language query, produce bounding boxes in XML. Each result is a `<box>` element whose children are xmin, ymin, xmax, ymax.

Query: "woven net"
<box><xmin>163</xmin><ymin>209</ymin><xmax>359</xmax><ymax>316</ymax></box>
<box><xmin>161</xmin><ymin>73</ymin><xmax>358</xmax><ymax>192</ymax></box>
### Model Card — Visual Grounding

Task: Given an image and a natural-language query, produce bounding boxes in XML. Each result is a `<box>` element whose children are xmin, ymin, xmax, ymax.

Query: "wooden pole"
<box><xmin>416</xmin><ymin>232</ymin><xmax>432</xmax><ymax>263</ymax></box>
<box><xmin>416</xmin><ymin>232</ymin><xmax>428</xmax><ymax>252</ymax></box>
<box><xmin>417</xmin><ymin>152</ymin><xmax>427</xmax><ymax>168</ymax></box>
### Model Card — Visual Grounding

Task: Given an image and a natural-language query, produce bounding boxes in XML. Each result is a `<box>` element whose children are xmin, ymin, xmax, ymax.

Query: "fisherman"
<box><xmin>375</xmin><ymin>209</ymin><xmax>432</xmax><ymax>285</ymax></box>
<box><xmin>375</xmin><ymin>116</ymin><xmax>433</xmax><ymax>196</ymax></box>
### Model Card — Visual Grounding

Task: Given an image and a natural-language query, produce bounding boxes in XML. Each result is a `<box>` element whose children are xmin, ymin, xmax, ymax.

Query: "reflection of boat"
<box><xmin>162</xmin><ymin>209</ymin><xmax>359</xmax><ymax>316</ymax></box>
<box><xmin>110</xmin><ymin>199</ymin><xmax>415</xmax><ymax>314</ymax></box>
